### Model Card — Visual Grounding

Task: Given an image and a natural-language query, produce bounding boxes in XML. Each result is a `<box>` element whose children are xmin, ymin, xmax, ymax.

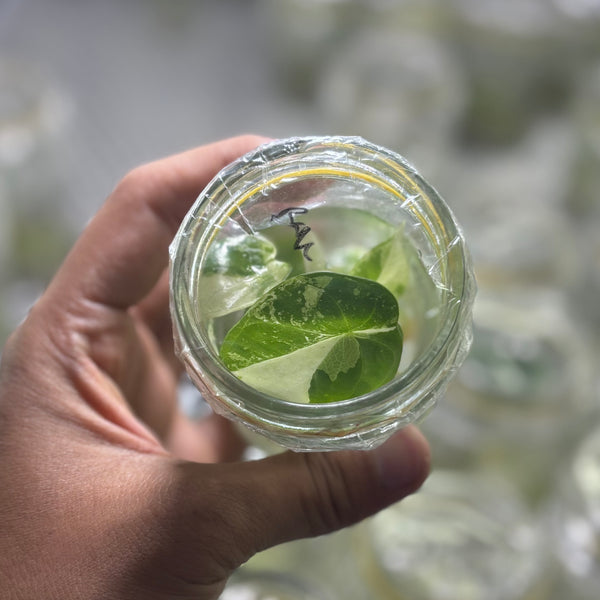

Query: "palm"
<box><xmin>76</xmin><ymin>277</ymin><xmax>243</xmax><ymax>463</ymax></box>
<box><xmin>105</xmin><ymin>279</ymin><xmax>180</xmax><ymax>447</ymax></box>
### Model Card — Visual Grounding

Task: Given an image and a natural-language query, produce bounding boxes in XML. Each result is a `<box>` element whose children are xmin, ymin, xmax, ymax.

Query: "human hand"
<box><xmin>0</xmin><ymin>135</ymin><xmax>430</xmax><ymax>599</ymax></box>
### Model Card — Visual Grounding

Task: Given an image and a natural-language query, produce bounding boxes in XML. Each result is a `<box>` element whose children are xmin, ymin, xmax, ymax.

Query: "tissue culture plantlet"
<box><xmin>220</xmin><ymin>271</ymin><xmax>403</xmax><ymax>404</ymax></box>
<box><xmin>170</xmin><ymin>136</ymin><xmax>475</xmax><ymax>449</ymax></box>
<box><xmin>200</xmin><ymin>205</ymin><xmax>439</xmax><ymax>404</ymax></box>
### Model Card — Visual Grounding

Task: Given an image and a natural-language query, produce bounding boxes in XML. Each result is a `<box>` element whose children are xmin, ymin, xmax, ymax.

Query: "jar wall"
<box><xmin>170</xmin><ymin>136</ymin><xmax>475</xmax><ymax>451</ymax></box>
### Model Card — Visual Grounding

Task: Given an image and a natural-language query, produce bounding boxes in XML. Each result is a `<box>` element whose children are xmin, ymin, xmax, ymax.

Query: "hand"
<box><xmin>0</xmin><ymin>135</ymin><xmax>430</xmax><ymax>599</ymax></box>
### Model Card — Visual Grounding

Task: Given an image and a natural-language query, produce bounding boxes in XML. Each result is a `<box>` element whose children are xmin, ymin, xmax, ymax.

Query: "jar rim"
<box><xmin>170</xmin><ymin>136</ymin><xmax>475</xmax><ymax>450</ymax></box>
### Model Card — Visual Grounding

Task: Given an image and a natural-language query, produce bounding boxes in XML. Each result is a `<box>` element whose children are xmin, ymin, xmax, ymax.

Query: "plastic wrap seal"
<box><xmin>169</xmin><ymin>136</ymin><xmax>476</xmax><ymax>451</ymax></box>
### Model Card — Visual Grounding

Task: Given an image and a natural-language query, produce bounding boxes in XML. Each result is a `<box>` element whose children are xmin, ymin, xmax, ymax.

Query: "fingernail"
<box><xmin>373</xmin><ymin>426</ymin><xmax>431</xmax><ymax>492</ymax></box>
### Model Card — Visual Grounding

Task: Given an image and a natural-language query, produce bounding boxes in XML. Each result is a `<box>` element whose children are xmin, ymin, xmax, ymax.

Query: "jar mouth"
<box><xmin>170</xmin><ymin>136</ymin><xmax>475</xmax><ymax>449</ymax></box>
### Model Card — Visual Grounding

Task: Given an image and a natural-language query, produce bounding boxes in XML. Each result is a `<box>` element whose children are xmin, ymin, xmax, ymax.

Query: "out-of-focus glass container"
<box><xmin>564</xmin><ymin>64</ymin><xmax>600</xmax><ymax>340</ymax></box>
<box><xmin>552</xmin><ymin>0</ymin><xmax>600</xmax><ymax>69</ymax></box>
<box><xmin>237</xmin><ymin>527</ymin><xmax>371</xmax><ymax>600</ymax></box>
<box><xmin>170</xmin><ymin>136</ymin><xmax>475</xmax><ymax>451</ymax></box>
<box><xmin>0</xmin><ymin>58</ymin><xmax>72</xmax><ymax>214</ymax></box>
<box><xmin>257</xmin><ymin>0</ymin><xmax>359</xmax><ymax>100</ymax></box>
<box><xmin>220</xmin><ymin>569</ymin><xmax>332</xmax><ymax>600</ymax></box>
<box><xmin>357</xmin><ymin>470</ymin><xmax>547</xmax><ymax>600</ymax></box>
<box><xmin>0</xmin><ymin>58</ymin><xmax>75</xmax><ymax>347</ymax></box>
<box><xmin>423</xmin><ymin>288</ymin><xmax>597</xmax><ymax>504</ymax></box>
<box><xmin>317</xmin><ymin>29</ymin><xmax>465</xmax><ymax>180</ymax></box>
<box><xmin>443</xmin><ymin>117</ymin><xmax>578</xmax><ymax>291</ymax></box>
<box><xmin>564</xmin><ymin>64</ymin><xmax>600</xmax><ymax>221</ymax></box>
<box><xmin>357</xmin><ymin>0</ymin><xmax>450</xmax><ymax>33</ymax></box>
<box><xmin>551</xmin><ymin>424</ymin><xmax>600</xmax><ymax>599</ymax></box>
<box><xmin>449</xmin><ymin>0</ymin><xmax>575</xmax><ymax>146</ymax></box>
<box><xmin>464</xmin><ymin>204</ymin><xmax>577</xmax><ymax>296</ymax></box>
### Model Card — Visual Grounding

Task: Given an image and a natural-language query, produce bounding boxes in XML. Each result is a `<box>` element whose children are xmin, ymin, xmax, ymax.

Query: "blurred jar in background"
<box><xmin>258</xmin><ymin>0</ymin><xmax>448</xmax><ymax>104</ymax></box>
<box><xmin>258</xmin><ymin>0</ymin><xmax>361</xmax><ymax>100</ymax></box>
<box><xmin>448</xmin><ymin>0</ymin><xmax>576</xmax><ymax>147</ymax></box>
<box><xmin>564</xmin><ymin>63</ymin><xmax>600</xmax><ymax>344</ymax></box>
<box><xmin>356</xmin><ymin>0</ymin><xmax>449</xmax><ymax>31</ymax></box>
<box><xmin>552</xmin><ymin>0</ymin><xmax>600</xmax><ymax>70</ymax></box>
<box><xmin>453</xmin><ymin>171</ymin><xmax>578</xmax><ymax>295</ymax></box>
<box><xmin>220</xmin><ymin>569</ymin><xmax>333</xmax><ymax>600</ymax></box>
<box><xmin>428</xmin><ymin>89</ymin><xmax>592</xmax><ymax>501</ymax></box>
<box><xmin>0</xmin><ymin>177</ymin><xmax>10</xmax><ymax>342</ymax></box>
<box><xmin>549</xmin><ymin>424</ymin><xmax>600</xmax><ymax>600</ymax></box>
<box><xmin>426</xmin><ymin>107</ymin><xmax>591</xmax><ymax>503</ymax></box>
<box><xmin>422</xmin><ymin>288</ymin><xmax>597</xmax><ymax>506</ymax></box>
<box><xmin>0</xmin><ymin>177</ymin><xmax>9</xmax><ymax>275</ymax></box>
<box><xmin>356</xmin><ymin>470</ymin><xmax>548</xmax><ymax>600</ymax></box>
<box><xmin>235</xmin><ymin>526</ymin><xmax>372</xmax><ymax>600</ymax></box>
<box><xmin>0</xmin><ymin>58</ymin><xmax>76</xmax><ymax>345</ymax></box>
<box><xmin>316</xmin><ymin>28</ymin><xmax>465</xmax><ymax>181</ymax></box>
<box><xmin>0</xmin><ymin>58</ymin><xmax>72</xmax><ymax>216</ymax></box>
<box><xmin>565</xmin><ymin>64</ymin><xmax>600</xmax><ymax>221</ymax></box>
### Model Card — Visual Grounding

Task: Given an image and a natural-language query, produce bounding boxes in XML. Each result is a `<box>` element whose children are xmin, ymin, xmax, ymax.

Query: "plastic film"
<box><xmin>169</xmin><ymin>136</ymin><xmax>476</xmax><ymax>451</ymax></box>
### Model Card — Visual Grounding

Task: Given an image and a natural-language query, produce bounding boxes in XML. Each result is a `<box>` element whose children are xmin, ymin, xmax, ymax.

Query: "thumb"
<box><xmin>241</xmin><ymin>426</ymin><xmax>431</xmax><ymax>550</ymax></box>
<box><xmin>166</xmin><ymin>426</ymin><xmax>429</xmax><ymax>587</ymax></box>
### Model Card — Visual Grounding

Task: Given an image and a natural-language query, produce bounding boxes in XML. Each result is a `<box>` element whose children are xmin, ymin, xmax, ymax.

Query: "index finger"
<box><xmin>49</xmin><ymin>135</ymin><xmax>270</xmax><ymax>310</ymax></box>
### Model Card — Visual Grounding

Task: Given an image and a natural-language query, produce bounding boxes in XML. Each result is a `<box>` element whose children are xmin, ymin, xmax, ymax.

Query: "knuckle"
<box><xmin>111</xmin><ymin>165</ymin><xmax>150</xmax><ymax>205</ymax></box>
<box><xmin>299</xmin><ymin>452</ymin><xmax>361</xmax><ymax>535</ymax></box>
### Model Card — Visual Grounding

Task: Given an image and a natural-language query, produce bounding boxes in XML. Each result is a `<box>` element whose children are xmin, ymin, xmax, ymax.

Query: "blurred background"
<box><xmin>1</xmin><ymin>0</ymin><xmax>600</xmax><ymax>598</ymax></box>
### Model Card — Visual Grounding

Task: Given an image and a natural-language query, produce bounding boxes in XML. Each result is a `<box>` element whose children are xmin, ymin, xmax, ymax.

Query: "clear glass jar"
<box><xmin>169</xmin><ymin>136</ymin><xmax>475</xmax><ymax>451</ymax></box>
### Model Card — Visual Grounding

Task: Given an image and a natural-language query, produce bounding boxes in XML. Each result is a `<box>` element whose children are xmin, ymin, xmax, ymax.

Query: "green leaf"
<box><xmin>204</xmin><ymin>234</ymin><xmax>279</xmax><ymax>276</ymax></box>
<box><xmin>350</xmin><ymin>225</ymin><xmax>439</xmax><ymax>350</ymax></box>
<box><xmin>219</xmin><ymin>272</ymin><xmax>403</xmax><ymax>404</ymax></box>
<box><xmin>199</xmin><ymin>234</ymin><xmax>291</xmax><ymax>318</ymax></box>
<box><xmin>350</xmin><ymin>226</ymin><xmax>411</xmax><ymax>297</ymax></box>
<box><xmin>309</xmin><ymin>331</ymin><xmax>403</xmax><ymax>403</ymax></box>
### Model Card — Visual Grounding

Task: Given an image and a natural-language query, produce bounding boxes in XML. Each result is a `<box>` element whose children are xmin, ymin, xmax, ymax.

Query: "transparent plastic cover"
<box><xmin>170</xmin><ymin>136</ymin><xmax>475</xmax><ymax>450</ymax></box>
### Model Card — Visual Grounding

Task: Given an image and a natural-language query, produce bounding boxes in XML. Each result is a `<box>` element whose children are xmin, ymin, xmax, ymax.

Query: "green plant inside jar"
<box><xmin>199</xmin><ymin>202</ymin><xmax>439</xmax><ymax>405</ymax></box>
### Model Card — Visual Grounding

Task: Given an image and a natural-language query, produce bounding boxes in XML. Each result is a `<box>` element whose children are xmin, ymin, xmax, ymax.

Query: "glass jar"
<box><xmin>169</xmin><ymin>136</ymin><xmax>475</xmax><ymax>451</ymax></box>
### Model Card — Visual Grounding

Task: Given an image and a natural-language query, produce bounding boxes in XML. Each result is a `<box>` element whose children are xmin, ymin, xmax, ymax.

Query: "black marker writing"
<box><xmin>271</xmin><ymin>207</ymin><xmax>314</xmax><ymax>261</ymax></box>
